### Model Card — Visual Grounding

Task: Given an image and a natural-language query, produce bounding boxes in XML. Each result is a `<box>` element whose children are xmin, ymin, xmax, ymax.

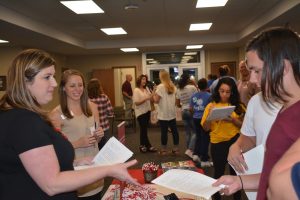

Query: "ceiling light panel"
<box><xmin>101</xmin><ymin>28</ymin><xmax>127</xmax><ymax>35</ymax></box>
<box><xmin>60</xmin><ymin>0</ymin><xmax>104</xmax><ymax>14</ymax></box>
<box><xmin>186</xmin><ymin>45</ymin><xmax>203</xmax><ymax>49</ymax></box>
<box><xmin>120</xmin><ymin>48</ymin><xmax>139</xmax><ymax>52</ymax></box>
<box><xmin>0</xmin><ymin>39</ymin><xmax>9</xmax><ymax>43</ymax></box>
<box><xmin>189</xmin><ymin>23</ymin><xmax>212</xmax><ymax>31</ymax></box>
<box><xmin>196</xmin><ymin>0</ymin><xmax>228</xmax><ymax>8</ymax></box>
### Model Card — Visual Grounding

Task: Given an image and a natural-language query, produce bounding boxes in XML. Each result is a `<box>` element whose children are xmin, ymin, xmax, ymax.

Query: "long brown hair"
<box><xmin>87</xmin><ymin>78</ymin><xmax>104</xmax><ymax>99</ymax></box>
<box><xmin>159</xmin><ymin>70</ymin><xmax>175</xmax><ymax>94</ymax></box>
<box><xmin>59</xmin><ymin>69</ymin><xmax>92</xmax><ymax>119</ymax></box>
<box><xmin>0</xmin><ymin>49</ymin><xmax>55</xmax><ymax>121</ymax></box>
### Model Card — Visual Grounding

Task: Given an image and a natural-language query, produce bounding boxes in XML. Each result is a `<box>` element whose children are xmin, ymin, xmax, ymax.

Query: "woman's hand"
<box><xmin>74</xmin><ymin>135</ymin><xmax>97</xmax><ymax>148</ymax></box>
<box><xmin>213</xmin><ymin>175</ymin><xmax>242</xmax><ymax>196</ymax></box>
<box><xmin>93</xmin><ymin>127</ymin><xmax>104</xmax><ymax>142</ymax></box>
<box><xmin>109</xmin><ymin>160</ymin><xmax>140</xmax><ymax>185</ymax></box>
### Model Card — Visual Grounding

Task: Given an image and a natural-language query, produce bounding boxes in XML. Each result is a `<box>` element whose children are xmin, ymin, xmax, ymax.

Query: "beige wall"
<box><xmin>204</xmin><ymin>48</ymin><xmax>239</xmax><ymax>78</ymax></box>
<box><xmin>65</xmin><ymin>53</ymin><xmax>142</xmax><ymax>80</ymax></box>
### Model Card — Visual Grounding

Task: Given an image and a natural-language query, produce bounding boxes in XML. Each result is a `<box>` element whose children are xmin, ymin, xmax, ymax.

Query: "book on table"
<box><xmin>161</xmin><ymin>160</ymin><xmax>196</xmax><ymax>172</ymax></box>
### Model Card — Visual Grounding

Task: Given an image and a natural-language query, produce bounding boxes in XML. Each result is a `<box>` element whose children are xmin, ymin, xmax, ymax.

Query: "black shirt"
<box><xmin>0</xmin><ymin>108</ymin><xmax>77</xmax><ymax>200</ymax></box>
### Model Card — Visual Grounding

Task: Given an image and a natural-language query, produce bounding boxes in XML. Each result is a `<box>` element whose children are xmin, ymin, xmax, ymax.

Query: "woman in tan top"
<box><xmin>50</xmin><ymin>69</ymin><xmax>104</xmax><ymax>200</ymax></box>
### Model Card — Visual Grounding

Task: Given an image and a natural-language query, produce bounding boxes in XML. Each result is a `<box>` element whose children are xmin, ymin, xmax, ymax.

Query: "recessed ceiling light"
<box><xmin>184</xmin><ymin>52</ymin><xmax>197</xmax><ymax>55</ymax></box>
<box><xmin>101</xmin><ymin>27</ymin><xmax>127</xmax><ymax>35</ymax></box>
<box><xmin>120</xmin><ymin>48</ymin><xmax>139</xmax><ymax>52</ymax></box>
<box><xmin>186</xmin><ymin>45</ymin><xmax>203</xmax><ymax>49</ymax></box>
<box><xmin>196</xmin><ymin>0</ymin><xmax>228</xmax><ymax>8</ymax></box>
<box><xmin>189</xmin><ymin>23</ymin><xmax>212</xmax><ymax>31</ymax></box>
<box><xmin>60</xmin><ymin>0</ymin><xmax>104</xmax><ymax>14</ymax></box>
<box><xmin>0</xmin><ymin>39</ymin><xmax>9</xmax><ymax>43</ymax></box>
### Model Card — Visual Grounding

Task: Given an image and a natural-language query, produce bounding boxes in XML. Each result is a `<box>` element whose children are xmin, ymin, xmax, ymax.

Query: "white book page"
<box><xmin>206</xmin><ymin>106</ymin><xmax>236</xmax><ymax>121</ymax></box>
<box><xmin>231</xmin><ymin>144</ymin><xmax>265</xmax><ymax>200</ymax></box>
<box><xmin>152</xmin><ymin>169</ymin><xmax>223</xmax><ymax>199</ymax></box>
<box><xmin>74</xmin><ymin>137</ymin><xmax>133</xmax><ymax>170</ymax></box>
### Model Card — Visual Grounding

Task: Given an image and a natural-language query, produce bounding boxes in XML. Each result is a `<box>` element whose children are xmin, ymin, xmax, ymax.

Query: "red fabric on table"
<box><xmin>112</xmin><ymin>168</ymin><xmax>204</xmax><ymax>184</ymax></box>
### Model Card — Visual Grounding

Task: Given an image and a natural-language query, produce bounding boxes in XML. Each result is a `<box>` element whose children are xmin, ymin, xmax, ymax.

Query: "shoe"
<box><xmin>185</xmin><ymin>149</ymin><xmax>193</xmax><ymax>159</ymax></box>
<box><xmin>139</xmin><ymin>145</ymin><xmax>147</xmax><ymax>153</ymax></box>
<box><xmin>192</xmin><ymin>155</ymin><xmax>201</xmax><ymax>163</ymax></box>
<box><xmin>147</xmin><ymin>146</ymin><xmax>157</xmax><ymax>152</ymax></box>
<box><xmin>201</xmin><ymin>161</ymin><xmax>213</xmax><ymax>168</ymax></box>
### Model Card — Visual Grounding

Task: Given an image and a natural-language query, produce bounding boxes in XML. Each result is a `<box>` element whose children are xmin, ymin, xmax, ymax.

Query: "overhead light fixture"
<box><xmin>124</xmin><ymin>4</ymin><xmax>139</xmax><ymax>10</ymax></box>
<box><xmin>196</xmin><ymin>0</ymin><xmax>228</xmax><ymax>8</ymax></box>
<box><xmin>0</xmin><ymin>39</ymin><xmax>9</xmax><ymax>43</ymax></box>
<box><xmin>120</xmin><ymin>48</ymin><xmax>139</xmax><ymax>52</ymax></box>
<box><xmin>101</xmin><ymin>27</ymin><xmax>127</xmax><ymax>35</ymax></box>
<box><xmin>189</xmin><ymin>23</ymin><xmax>212</xmax><ymax>31</ymax></box>
<box><xmin>186</xmin><ymin>45</ymin><xmax>203</xmax><ymax>49</ymax></box>
<box><xmin>60</xmin><ymin>0</ymin><xmax>104</xmax><ymax>14</ymax></box>
<box><xmin>184</xmin><ymin>52</ymin><xmax>197</xmax><ymax>55</ymax></box>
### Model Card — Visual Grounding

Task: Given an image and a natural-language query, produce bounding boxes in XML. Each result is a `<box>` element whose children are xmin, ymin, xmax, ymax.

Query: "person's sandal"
<box><xmin>147</xmin><ymin>146</ymin><xmax>157</xmax><ymax>152</ymax></box>
<box><xmin>139</xmin><ymin>145</ymin><xmax>147</xmax><ymax>153</ymax></box>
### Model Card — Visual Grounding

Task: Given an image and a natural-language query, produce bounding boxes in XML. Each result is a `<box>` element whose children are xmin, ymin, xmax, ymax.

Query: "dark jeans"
<box><xmin>211</xmin><ymin>134</ymin><xmax>241</xmax><ymax>200</ymax></box>
<box><xmin>137</xmin><ymin>111</ymin><xmax>152</xmax><ymax>147</ymax></box>
<box><xmin>193</xmin><ymin>118</ymin><xmax>210</xmax><ymax>161</ymax></box>
<box><xmin>159</xmin><ymin>119</ymin><xmax>179</xmax><ymax>146</ymax></box>
<box><xmin>182</xmin><ymin>109</ymin><xmax>196</xmax><ymax>150</ymax></box>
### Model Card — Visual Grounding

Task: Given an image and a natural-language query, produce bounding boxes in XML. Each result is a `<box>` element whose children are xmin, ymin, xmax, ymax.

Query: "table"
<box><xmin>102</xmin><ymin>168</ymin><xmax>206</xmax><ymax>200</ymax></box>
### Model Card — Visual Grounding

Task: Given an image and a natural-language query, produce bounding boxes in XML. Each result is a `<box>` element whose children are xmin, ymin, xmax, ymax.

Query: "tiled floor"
<box><xmin>103</xmin><ymin>123</ymin><xmax>247</xmax><ymax>200</ymax></box>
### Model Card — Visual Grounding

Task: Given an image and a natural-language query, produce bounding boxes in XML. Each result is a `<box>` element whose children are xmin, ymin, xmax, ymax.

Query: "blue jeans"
<box><xmin>182</xmin><ymin>109</ymin><xmax>196</xmax><ymax>150</ymax></box>
<box><xmin>159</xmin><ymin>119</ymin><xmax>179</xmax><ymax>147</ymax></box>
<box><xmin>193</xmin><ymin>118</ymin><xmax>210</xmax><ymax>161</ymax></box>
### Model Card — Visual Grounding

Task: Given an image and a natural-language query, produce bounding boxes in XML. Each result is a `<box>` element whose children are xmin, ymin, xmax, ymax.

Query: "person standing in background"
<box><xmin>176</xmin><ymin>73</ymin><xmax>197</xmax><ymax>159</ymax></box>
<box><xmin>133</xmin><ymin>74</ymin><xmax>157</xmax><ymax>153</ymax></box>
<box><xmin>209</xmin><ymin>65</ymin><xmax>237</xmax><ymax>93</ymax></box>
<box><xmin>122</xmin><ymin>74</ymin><xmax>133</xmax><ymax>123</ymax></box>
<box><xmin>190</xmin><ymin>78</ymin><xmax>212</xmax><ymax>167</ymax></box>
<box><xmin>202</xmin><ymin>77</ymin><xmax>245</xmax><ymax>200</ymax></box>
<box><xmin>153</xmin><ymin>70</ymin><xmax>180</xmax><ymax>156</ymax></box>
<box><xmin>87</xmin><ymin>78</ymin><xmax>114</xmax><ymax>150</ymax></box>
<box><xmin>50</xmin><ymin>69</ymin><xmax>105</xmax><ymax>200</ymax></box>
<box><xmin>237</xmin><ymin>60</ymin><xmax>258</xmax><ymax>106</ymax></box>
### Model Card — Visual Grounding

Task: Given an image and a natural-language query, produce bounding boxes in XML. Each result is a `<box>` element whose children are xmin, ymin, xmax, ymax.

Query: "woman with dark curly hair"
<box><xmin>201</xmin><ymin>77</ymin><xmax>245</xmax><ymax>200</ymax></box>
<box><xmin>132</xmin><ymin>74</ymin><xmax>157</xmax><ymax>153</ymax></box>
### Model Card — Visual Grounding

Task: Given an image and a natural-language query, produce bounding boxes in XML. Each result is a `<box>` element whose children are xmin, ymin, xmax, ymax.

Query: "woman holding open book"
<box><xmin>201</xmin><ymin>77</ymin><xmax>246</xmax><ymax>200</ymax></box>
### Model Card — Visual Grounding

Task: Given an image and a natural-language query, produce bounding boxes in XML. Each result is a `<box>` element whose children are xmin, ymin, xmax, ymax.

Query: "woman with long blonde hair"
<box><xmin>153</xmin><ymin>70</ymin><xmax>180</xmax><ymax>155</ymax></box>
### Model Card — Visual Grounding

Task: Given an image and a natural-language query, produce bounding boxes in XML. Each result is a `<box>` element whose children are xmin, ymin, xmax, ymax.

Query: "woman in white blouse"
<box><xmin>132</xmin><ymin>74</ymin><xmax>157</xmax><ymax>153</ymax></box>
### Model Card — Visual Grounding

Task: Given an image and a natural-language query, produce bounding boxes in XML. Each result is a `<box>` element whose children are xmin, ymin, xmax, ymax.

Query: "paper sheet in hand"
<box><xmin>231</xmin><ymin>144</ymin><xmax>265</xmax><ymax>200</ymax></box>
<box><xmin>152</xmin><ymin>169</ymin><xmax>223</xmax><ymax>199</ymax></box>
<box><xmin>74</xmin><ymin>137</ymin><xmax>133</xmax><ymax>170</ymax></box>
<box><xmin>206</xmin><ymin>106</ymin><xmax>236</xmax><ymax>121</ymax></box>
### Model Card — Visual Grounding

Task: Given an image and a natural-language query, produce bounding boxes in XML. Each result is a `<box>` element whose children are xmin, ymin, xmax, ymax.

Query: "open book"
<box><xmin>74</xmin><ymin>137</ymin><xmax>133</xmax><ymax>170</ymax></box>
<box><xmin>206</xmin><ymin>106</ymin><xmax>236</xmax><ymax>121</ymax></box>
<box><xmin>152</xmin><ymin>169</ymin><xmax>224</xmax><ymax>200</ymax></box>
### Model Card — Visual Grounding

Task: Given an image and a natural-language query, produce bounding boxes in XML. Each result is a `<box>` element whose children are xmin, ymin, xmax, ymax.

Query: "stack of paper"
<box><xmin>74</xmin><ymin>137</ymin><xmax>133</xmax><ymax>170</ymax></box>
<box><xmin>152</xmin><ymin>169</ymin><xmax>223</xmax><ymax>199</ymax></box>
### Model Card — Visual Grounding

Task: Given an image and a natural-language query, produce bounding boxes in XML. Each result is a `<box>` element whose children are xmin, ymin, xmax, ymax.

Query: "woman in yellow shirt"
<box><xmin>201</xmin><ymin>77</ymin><xmax>245</xmax><ymax>200</ymax></box>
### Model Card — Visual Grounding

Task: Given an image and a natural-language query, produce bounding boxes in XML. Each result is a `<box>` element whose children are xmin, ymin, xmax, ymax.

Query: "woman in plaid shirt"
<box><xmin>88</xmin><ymin>78</ymin><xmax>114</xmax><ymax>149</ymax></box>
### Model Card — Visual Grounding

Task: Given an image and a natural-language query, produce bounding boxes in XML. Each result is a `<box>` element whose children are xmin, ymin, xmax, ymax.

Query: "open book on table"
<box><xmin>74</xmin><ymin>136</ymin><xmax>133</xmax><ymax>170</ymax></box>
<box><xmin>206</xmin><ymin>105</ymin><xmax>236</xmax><ymax>121</ymax></box>
<box><xmin>152</xmin><ymin>169</ymin><xmax>224</xmax><ymax>200</ymax></box>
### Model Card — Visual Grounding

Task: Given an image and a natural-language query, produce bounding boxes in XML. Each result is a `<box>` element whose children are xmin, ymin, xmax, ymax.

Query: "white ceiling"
<box><xmin>0</xmin><ymin>0</ymin><xmax>299</xmax><ymax>55</ymax></box>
